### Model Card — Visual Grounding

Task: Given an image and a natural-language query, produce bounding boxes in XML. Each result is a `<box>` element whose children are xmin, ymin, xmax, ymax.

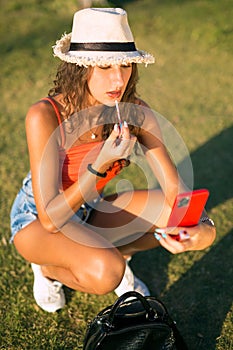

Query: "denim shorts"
<box><xmin>10</xmin><ymin>172</ymin><xmax>98</xmax><ymax>243</ymax></box>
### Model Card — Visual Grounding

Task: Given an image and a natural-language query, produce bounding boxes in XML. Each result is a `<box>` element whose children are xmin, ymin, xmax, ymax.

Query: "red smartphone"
<box><xmin>167</xmin><ymin>189</ymin><xmax>209</xmax><ymax>228</ymax></box>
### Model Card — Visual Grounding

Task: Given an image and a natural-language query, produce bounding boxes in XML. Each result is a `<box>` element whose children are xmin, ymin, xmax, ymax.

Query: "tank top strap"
<box><xmin>41</xmin><ymin>97</ymin><xmax>65</xmax><ymax>148</ymax></box>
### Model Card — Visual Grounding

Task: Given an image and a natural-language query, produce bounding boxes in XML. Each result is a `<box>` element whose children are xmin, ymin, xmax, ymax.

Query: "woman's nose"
<box><xmin>111</xmin><ymin>66</ymin><xmax>124</xmax><ymax>87</ymax></box>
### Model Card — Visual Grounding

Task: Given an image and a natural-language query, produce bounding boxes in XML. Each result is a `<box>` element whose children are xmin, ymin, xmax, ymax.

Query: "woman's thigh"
<box><xmin>13</xmin><ymin>220</ymin><xmax>125</xmax><ymax>293</ymax></box>
<box><xmin>88</xmin><ymin>189</ymin><xmax>171</xmax><ymax>244</ymax></box>
<box><xmin>13</xmin><ymin>219</ymin><xmax>123</xmax><ymax>271</ymax></box>
<box><xmin>13</xmin><ymin>189</ymin><xmax>170</xmax><ymax>267</ymax></box>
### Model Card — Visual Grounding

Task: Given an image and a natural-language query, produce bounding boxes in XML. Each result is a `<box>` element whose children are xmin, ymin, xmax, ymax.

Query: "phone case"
<box><xmin>167</xmin><ymin>189</ymin><xmax>209</xmax><ymax>227</ymax></box>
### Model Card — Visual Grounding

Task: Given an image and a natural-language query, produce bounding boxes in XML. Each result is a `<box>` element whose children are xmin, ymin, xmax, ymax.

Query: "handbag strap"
<box><xmin>107</xmin><ymin>291</ymin><xmax>157</xmax><ymax>326</ymax></box>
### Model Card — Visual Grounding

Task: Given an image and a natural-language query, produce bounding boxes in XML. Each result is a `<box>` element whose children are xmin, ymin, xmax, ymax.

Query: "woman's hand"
<box><xmin>93</xmin><ymin>121</ymin><xmax>136</xmax><ymax>173</ymax></box>
<box><xmin>154</xmin><ymin>223</ymin><xmax>216</xmax><ymax>254</ymax></box>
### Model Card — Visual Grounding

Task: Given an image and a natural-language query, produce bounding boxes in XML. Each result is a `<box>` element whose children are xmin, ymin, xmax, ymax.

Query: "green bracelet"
<box><xmin>87</xmin><ymin>164</ymin><xmax>107</xmax><ymax>178</ymax></box>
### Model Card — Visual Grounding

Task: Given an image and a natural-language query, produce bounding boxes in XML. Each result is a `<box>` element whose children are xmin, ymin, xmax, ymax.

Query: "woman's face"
<box><xmin>87</xmin><ymin>64</ymin><xmax>132</xmax><ymax>106</ymax></box>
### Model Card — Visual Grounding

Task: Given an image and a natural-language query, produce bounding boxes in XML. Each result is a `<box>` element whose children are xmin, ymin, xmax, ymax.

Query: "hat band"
<box><xmin>69</xmin><ymin>42</ymin><xmax>137</xmax><ymax>52</ymax></box>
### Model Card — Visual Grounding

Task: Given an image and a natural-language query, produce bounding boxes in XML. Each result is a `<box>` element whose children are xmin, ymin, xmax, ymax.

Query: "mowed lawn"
<box><xmin>0</xmin><ymin>0</ymin><xmax>232</xmax><ymax>349</ymax></box>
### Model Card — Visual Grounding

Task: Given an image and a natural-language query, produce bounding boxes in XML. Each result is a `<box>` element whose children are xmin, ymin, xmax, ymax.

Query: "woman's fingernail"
<box><xmin>179</xmin><ymin>230</ymin><xmax>190</xmax><ymax>241</ymax></box>
<box><xmin>154</xmin><ymin>233</ymin><xmax>161</xmax><ymax>241</ymax></box>
<box><xmin>179</xmin><ymin>230</ymin><xmax>187</xmax><ymax>235</ymax></box>
<box><xmin>155</xmin><ymin>228</ymin><xmax>166</xmax><ymax>234</ymax></box>
<box><xmin>123</xmin><ymin>120</ymin><xmax>128</xmax><ymax>127</ymax></box>
<box><xmin>114</xmin><ymin>123</ymin><xmax>119</xmax><ymax>132</ymax></box>
<box><xmin>162</xmin><ymin>233</ymin><xmax>167</xmax><ymax>238</ymax></box>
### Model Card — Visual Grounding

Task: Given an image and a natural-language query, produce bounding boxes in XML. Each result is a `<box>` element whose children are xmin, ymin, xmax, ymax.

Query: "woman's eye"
<box><xmin>97</xmin><ymin>65</ymin><xmax>111</xmax><ymax>70</ymax></box>
<box><xmin>121</xmin><ymin>64</ymin><xmax>132</xmax><ymax>68</ymax></box>
<box><xmin>97</xmin><ymin>64</ymin><xmax>132</xmax><ymax>70</ymax></box>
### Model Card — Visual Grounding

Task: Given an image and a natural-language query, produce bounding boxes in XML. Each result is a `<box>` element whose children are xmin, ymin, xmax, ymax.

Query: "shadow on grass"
<box><xmin>133</xmin><ymin>230</ymin><xmax>232</xmax><ymax>350</ymax></box>
<box><xmin>134</xmin><ymin>228</ymin><xmax>233</xmax><ymax>347</ymax></box>
<box><xmin>190</xmin><ymin>124</ymin><xmax>233</xmax><ymax>210</ymax></box>
<box><xmin>132</xmin><ymin>125</ymin><xmax>233</xmax><ymax>349</ymax></box>
<box><xmin>163</xmin><ymin>231</ymin><xmax>232</xmax><ymax>350</ymax></box>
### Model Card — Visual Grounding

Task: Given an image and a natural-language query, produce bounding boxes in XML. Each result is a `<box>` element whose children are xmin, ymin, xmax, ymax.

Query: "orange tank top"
<box><xmin>42</xmin><ymin>97</ymin><xmax>122</xmax><ymax>191</ymax></box>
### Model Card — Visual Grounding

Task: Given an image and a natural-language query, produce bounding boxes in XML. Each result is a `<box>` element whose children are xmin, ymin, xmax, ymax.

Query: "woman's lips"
<box><xmin>106</xmin><ymin>91</ymin><xmax>121</xmax><ymax>99</ymax></box>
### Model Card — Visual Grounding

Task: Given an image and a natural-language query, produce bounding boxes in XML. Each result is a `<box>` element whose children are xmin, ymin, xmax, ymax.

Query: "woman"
<box><xmin>10</xmin><ymin>8</ymin><xmax>216</xmax><ymax>313</ymax></box>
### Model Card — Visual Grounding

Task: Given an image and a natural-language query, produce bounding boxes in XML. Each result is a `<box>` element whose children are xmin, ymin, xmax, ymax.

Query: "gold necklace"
<box><xmin>90</xmin><ymin>125</ymin><xmax>101</xmax><ymax>139</ymax></box>
<box><xmin>91</xmin><ymin>131</ymin><xmax>97</xmax><ymax>139</ymax></box>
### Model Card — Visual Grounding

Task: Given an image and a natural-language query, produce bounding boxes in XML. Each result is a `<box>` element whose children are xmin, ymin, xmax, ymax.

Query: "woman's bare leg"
<box><xmin>13</xmin><ymin>189</ymin><xmax>170</xmax><ymax>294</ymax></box>
<box><xmin>14</xmin><ymin>220</ymin><xmax>125</xmax><ymax>295</ymax></box>
<box><xmin>89</xmin><ymin>189</ymin><xmax>171</xmax><ymax>254</ymax></box>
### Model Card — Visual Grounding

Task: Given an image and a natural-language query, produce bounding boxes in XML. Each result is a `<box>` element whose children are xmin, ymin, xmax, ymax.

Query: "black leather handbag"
<box><xmin>83</xmin><ymin>291</ymin><xmax>188</xmax><ymax>349</ymax></box>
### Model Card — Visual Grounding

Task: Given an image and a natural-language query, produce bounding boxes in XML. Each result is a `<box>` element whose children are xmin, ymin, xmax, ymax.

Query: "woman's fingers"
<box><xmin>109</xmin><ymin>121</ymin><xmax>130</xmax><ymax>140</ymax></box>
<box><xmin>153</xmin><ymin>222</ymin><xmax>216</xmax><ymax>253</ymax></box>
<box><xmin>107</xmin><ymin>122</ymin><xmax>135</xmax><ymax>153</ymax></box>
<box><xmin>96</xmin><ymin>121</ymin><xmax>136</xmax><ymax>170</ymax></box>
<box><xmin>107</xmin><ymin>123</ymin><xmax>121</xmax><ymax>139</ymax></box>
<box><xmin>161</xmin><ymin>235</ymin><xmax>190</xmax><ymax>254</ymax></box>
<box><xmin>154</xmin><ymin>230</ymin><xmax>191</xmax><ymax>254</ymax></box>
<box><xmin>154</xmin><ymin>226</ymin><xmax>192</xmax><ymax>254</ymax></box>
<box><xmin>121</xmin><ymin>121</ymin><xmax>130</xmax><ymax>139</ymax></box>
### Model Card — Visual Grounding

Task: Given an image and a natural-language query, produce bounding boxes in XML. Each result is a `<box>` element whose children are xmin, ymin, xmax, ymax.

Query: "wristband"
<box><xmin>200</xmin><ymin>217</ymin><xmax>215</xmax><ymax>227</ymax></box>
<box><xmin>87</xmin><ymin>164</ymin><xmax>107</xmax><ymax>178</ymax></box>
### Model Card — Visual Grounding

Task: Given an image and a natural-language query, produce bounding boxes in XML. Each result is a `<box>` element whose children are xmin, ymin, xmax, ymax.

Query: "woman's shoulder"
<box><xmin>25</xmin><ymin>97</ymin><xmax>62</xmax><ymax>135</ymax></box>
<box><xmin>134</xmin><ymin>98</ymin><xmax>151</xmax><ymax>109</ymax></box>
<box><xmin>134</xmin><ymin>97</ymin><xmax>155</xmax><ymax>121</ymax></box>
<box><xmin>27</xmin><ymin>97</ymin><xmax>62</xmax><ymax>122</ymax></box>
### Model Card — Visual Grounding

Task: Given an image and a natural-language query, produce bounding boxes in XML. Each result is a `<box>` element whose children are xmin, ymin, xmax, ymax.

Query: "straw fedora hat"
<box><xmin>53</xmin><ymin>8</ymin><xmax>155</xmax><ymax>67</ymax></box>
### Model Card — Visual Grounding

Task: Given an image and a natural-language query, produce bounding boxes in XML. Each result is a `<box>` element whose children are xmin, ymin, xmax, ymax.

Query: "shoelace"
<box><xmin>47</xmin><ymin>281</ymin><xmax>63</xmax><ymax>301</ymax></box>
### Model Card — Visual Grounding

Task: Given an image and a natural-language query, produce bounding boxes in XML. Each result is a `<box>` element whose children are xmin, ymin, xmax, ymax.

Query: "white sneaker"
<box><xmin>114</xmin><ymin>261</ymin><xmax>150</xmax><ymax>297</ymax></box>
<box><xmin>31</xmin><ymin>263</ymin><xmax>66</xmax><ymax>312</ymax></box>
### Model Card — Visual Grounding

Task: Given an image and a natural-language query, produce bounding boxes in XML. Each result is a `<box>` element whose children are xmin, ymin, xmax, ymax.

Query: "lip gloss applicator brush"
<box><xmin>115</xmin><ymin>100</ymin><xmax>122</xmax><ymax>131</ymax></box>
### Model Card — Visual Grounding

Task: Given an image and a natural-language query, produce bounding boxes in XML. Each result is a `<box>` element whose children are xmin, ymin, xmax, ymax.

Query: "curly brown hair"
<box><xmin>49</xmin><ymin>62</ymin><xmax>139</xmax><ymax>117</ymax></box>
<box><xmin>48</xmin><ymin>62</ymin><xmax>145</xmax><ymax>138</ymax></box>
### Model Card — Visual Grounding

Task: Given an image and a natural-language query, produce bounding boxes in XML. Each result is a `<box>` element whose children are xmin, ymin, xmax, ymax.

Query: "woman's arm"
<box><xmin>138</xmin><ymin>121</ymin><xmax>187</xmax><ymax>207</ymax></box>
<box><xmin>26</xmin><ymin>102</ymin><xmax>134</xmax><ymax>232</ymax></box>
<box><xmin>143</xmin><ymin>135</ymin><xmax>216</xmax><ymax>251</ymax></box>
<box><xmin>137</xmin><ymin>107</ymin><xmax>216</xmax><ymax>251</ymax></box>
<box><xmin>26</xmin><ymin>101</ymin><xmax>90</xmax><ymax>232</ymax></box>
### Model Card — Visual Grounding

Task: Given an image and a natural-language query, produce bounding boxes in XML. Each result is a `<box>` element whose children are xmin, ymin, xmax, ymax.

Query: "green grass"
<box><xmin>1</xmin><ymin>0</ymin><xmax>232</xmax><ymax>349</ymax></box>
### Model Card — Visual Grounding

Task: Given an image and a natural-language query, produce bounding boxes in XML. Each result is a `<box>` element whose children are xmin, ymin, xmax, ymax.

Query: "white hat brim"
<box><xmin>53</xmin><ymin>33</ymin><xmax>155</xmax><ymax>67</ymax></box>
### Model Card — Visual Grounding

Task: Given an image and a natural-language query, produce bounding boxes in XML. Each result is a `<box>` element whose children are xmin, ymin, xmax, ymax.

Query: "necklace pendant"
<box><xmin>91</xmin><ymin>133</ymin><xmax>97</xmax><ymax>139</ymax></box>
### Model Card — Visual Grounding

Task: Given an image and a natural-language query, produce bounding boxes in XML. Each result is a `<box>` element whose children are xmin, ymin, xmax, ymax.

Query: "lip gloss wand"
<box><xmin>115</xmin><ymin>100</ymin><xmax>122</xmax><ymax>132</ymax></box>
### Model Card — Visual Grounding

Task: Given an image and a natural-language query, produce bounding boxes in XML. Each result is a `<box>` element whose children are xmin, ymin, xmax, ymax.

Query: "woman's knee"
<box><xmin>72</xmin><ymin>250</ymin><xmax>125</xmax><ymax>295</ymax></box>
